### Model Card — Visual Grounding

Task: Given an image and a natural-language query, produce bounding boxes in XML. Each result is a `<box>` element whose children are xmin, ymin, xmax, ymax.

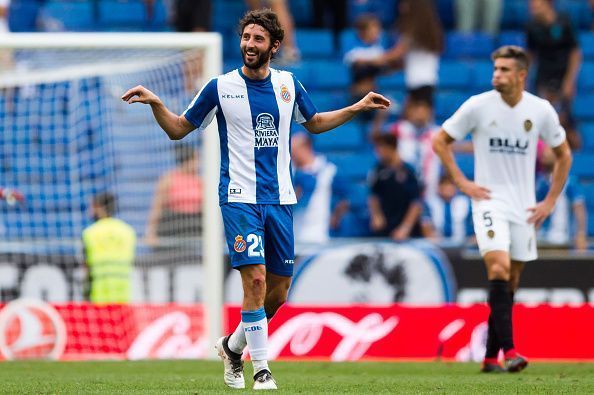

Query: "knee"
<box><xmin>488</xmin><ymin>262</ymin><xmax>510</xmax><ymax>281</ymax></box>
<box><xmin>245</xmin><ymin>275</ymin><xmax>266</xmax><ymax>297</ymax></box>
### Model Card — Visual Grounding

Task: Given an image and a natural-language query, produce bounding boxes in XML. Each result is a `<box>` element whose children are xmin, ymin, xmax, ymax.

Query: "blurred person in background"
<box><xmin>171</xmin><ymin>0</ymin><xmax>211</xmax><ymax>32</ymax></box>
<box><xmin>246</xmin><ymin>0</ymin><xmax>300</xmax><ymax>64</ymax></box>
<box><xmin>527</xmin><ymin>0</ymin><xmax>582</xmax><ymax>148</ymax></box>
<box><xmin>421</xmin><ymin>174</ymin><xmax>472</xmax><ymax>245</ymax></box>
<box><xmin>343</xmin><ymin>14</ymin><xmax>387</xmax><ymax>108</ymax></box>
<box><xmin>368</xmin><ymin>133</ymin><xmax>423</xmax><ymax>241</ymax></box>
<box><xmin>291</xmin><ymin>132</ymin><xmax>350</xmax><ymax>244</ymax></box>
<box><xmin>536</xmin><ymin>147</ymin><xmax>588</xmax><ymax>251</ymax></box>
<box><xmin>357</xmin><ymin>0</ymin><xmax>444</xmax><ymax>106</ymax></box>
<box><xmin>312</xmin><ymin>0</ymin><xmax>347</xmax><ymax>48</ymax></box>
<box><xmin>0</xmin><ymin>0</ymin><xmax>9</xmax><ymax>32</ymax></box>
<box><xmin>145</xmin><ymin>143</ymin><xmax>202</xmax><ymax>248</ymax></box>
<box><xmin>455</xmin><ymin>0</ymin><xmax>503</xmax><ymax>35</ymax></box>
<box><xmin>83</xmin><ymin>192</ymin><xmax>136</xmax><ymax>304</ymax></box>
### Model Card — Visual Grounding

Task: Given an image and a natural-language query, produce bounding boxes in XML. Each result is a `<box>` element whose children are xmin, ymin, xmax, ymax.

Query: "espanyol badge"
<box><xmin>524</xmin><ymin>119</ymin><xmax>532</xmax><ymax>132</ymax></box>
<box><xmin>280</xmin><ymin>84</ymin><xmax>291</xmax><ymax>103</ymax></box>
<box><xmin>234</xmin><ymin>235</ymin><xmax>246</xmax><ymax>253</ymax></box>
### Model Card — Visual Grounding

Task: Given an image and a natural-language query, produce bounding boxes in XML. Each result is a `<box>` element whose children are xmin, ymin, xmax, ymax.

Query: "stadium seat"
<box><xmin>583</xmin><ymin>183</ymin><xmax>594</xmax><ymax>209</ymax></box>
<box><xmin>98</xmin><ymin>0</ymin><xmax>147</xmax><ymax>30</ymax></box>
<box><xmin>289</xmin><ymin>0</ymin><xmax>313</xmax><ymax>26</ymax></box>
<box><xmin>578</xmin><ymin>62</ymin><xmax>594</xmax><ymax>92</ymax></box>
<box><xmin>501</xmin><ymin>0</ymin><xmax>529</xmax><ymax>30</ymax></box>
<box><xmin>438</xmin><ymin>61</ymin><xmax>472</xmax><ymax>89</ymax></box>
<box><xmin>296</xmin><ymin>29</ymin><xmax>335</xmax><ymax>58</ymax></box>
<box><xmin>455</xmin><ymin>153</ymin><xmax>474</xmax><ymax>179</ymax></box>
<box><xmin>347</xmin><ymin>0</ymin><xmax>397</xmax><ymax>27</ymax></box>
<box><xmin>557</xmin><ymin>0</ymin><xmax>592</xmax><ymax>30</ymax></box>
<box><xmin>579</xmin><ymin>32</ymin><xmax>594</xmax><ymax>60</ymax></box>
<box><xmin>580</xmin><ymin>123</ymin><xmax>594</xmax><ymax>151</ymax></box>
<box><xmin>41</xmin><ymin>1</ymin><xmax>95</xmax><ymax>31</ymax></box>
<box><xmin>573</xmin><ymin>94</ymin><xmax>594</xmax><ymax>120</ymax></box>
<box><xmin>471</xmin><ymin>60</ymin><xmax>494</xmax><ymax>92</ymax></box>
<box><xmin>333</xmin><ymin>211</ymin><xmax>372</xmax><ymax>237</ymax></box>
<box><xmin>348</xmin><ymin>183</ymin><xmax>370</xmax><ymax>211</ymax></box>
<box><xmin>435</xmin><ymin>92</ymin><xmax>467</xmax><ymax>119</ymax></box>
<box><xmin>313</xmin><ymin>123</ymin><xmax>364</xmax><ymax>152</ymax></box>
<box><xmin>308</xmin><ymin>92</ymin><xmax>348</xmax><ymax>113</ymax></box>
<box><xmin>498</xmin><ymin>30</ymin><xmax>526</xmax><ymax>48</ymax></box>
<box><xmin>444</xmin><ymin>32</ymin><xmax>495</xmax><ymax>59</ymax></box>
<box><xmin>326</xmin><ymin>152</ymin><xmax>376</xmax><ymax>182</ymax></box>
<box><xmin>284</xmin><ymin>63</ymin><xmax>312</xmax><ymax>87</ymax></box>
<box><xmin>307</xmin><ymin>61</ymin><xmax>350</xmax><ymax>89</ymax></box>
<box><xmin>7</xmin><ymin>0</ymin><xmax>41</xmax><ymax>32</ymax></box>
<box><xmin>571</xmin><ymin>153</ymin><xmax>594</xmax><ymax>179</ymax></box>
<box><xmin>212</xmin><ymin>0</ymin><xmax>246</xmax><ymax>34</ymax></box>
<box><xmin>377</xmin><ymin>71</ymin><xmax>405</xmax><ymax>90</ymax></box>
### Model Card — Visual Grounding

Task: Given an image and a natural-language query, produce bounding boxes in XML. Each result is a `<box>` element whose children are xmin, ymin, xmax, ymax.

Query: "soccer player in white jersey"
<box><xmin>122</xmin><ymin>9</ymin><xmax>389</xmax><ymax>390</ymax></box>
<box><xmin>432</xmin><ymin>46</ymin><xmax>572</xmax><ymax>373</ymax></box>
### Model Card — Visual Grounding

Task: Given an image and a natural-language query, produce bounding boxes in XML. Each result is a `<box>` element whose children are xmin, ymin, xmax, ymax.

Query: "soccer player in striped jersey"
<box><xmin>122</xmin><ymin>8</ymin><xmax>389</xmax><ymax>390</ymax></box>
<box><xmin>432</xmin><ymin>46</ymin><xmax>572</xmax><ymax>373</ymax></box>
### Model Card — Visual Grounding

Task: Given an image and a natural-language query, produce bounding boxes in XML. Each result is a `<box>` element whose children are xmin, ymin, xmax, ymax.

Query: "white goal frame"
<box><xmin>0</xmin><ymin>33</ymin><xmax>224</xmax><ymax>359</ymax></box>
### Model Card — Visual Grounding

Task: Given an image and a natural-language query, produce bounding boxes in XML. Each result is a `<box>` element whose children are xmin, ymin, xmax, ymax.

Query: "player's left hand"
<box><xmin>527</xmin><ymin>200</ymin><xmax>555</xmax><ymax>228</ymax></box>
<box><xmin>357</xmin><ymin>92</ymin><xmax>390</xmax><ymax>111</ymax></box>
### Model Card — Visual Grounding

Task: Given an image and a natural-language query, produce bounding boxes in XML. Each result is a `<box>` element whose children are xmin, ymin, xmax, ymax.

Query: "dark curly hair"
<box><xmin>238</xmin><ymin>9</ymin><xmax>284</xmax><ymax>45</ymax></box>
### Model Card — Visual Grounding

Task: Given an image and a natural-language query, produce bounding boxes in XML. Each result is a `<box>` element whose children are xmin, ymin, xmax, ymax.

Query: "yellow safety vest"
<box><xmin>82</xmin><ymin>217</ymin><xmax>136</xmax><ymax>304</ymax></box>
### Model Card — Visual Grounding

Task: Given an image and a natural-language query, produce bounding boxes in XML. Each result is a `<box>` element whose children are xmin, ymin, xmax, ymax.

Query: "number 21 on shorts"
<box><xmin>247</xmin><ymin>234</ymin><xmax>264</xmax><ymax>257</ymax></box>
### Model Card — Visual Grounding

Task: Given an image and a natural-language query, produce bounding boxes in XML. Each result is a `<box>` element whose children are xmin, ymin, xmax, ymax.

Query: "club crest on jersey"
<box><xmin>234</xmin><ymin>235</ymin><xmax>246</xmax><ymax>253</ymax></box>
<box><xmin>524</xmin><ymin>119</ymin><xmax>533</xmax><ymax>132</ymax></box>
<box><xmin>280</xmin><ymin>84</ymin><xmax>291</xmax><ymax>103</ymax></box>
<box><xmin>255</xmin><ymin>113</ymin><xmax>279</xmax><ymax>148</ymax></box>
<box><xmin>487</xmin><ymin>230</ymin><xmax>495</xmax><ymax>239</ymax></box>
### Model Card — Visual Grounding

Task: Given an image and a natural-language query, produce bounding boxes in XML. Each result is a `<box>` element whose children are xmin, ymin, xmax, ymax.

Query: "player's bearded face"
<box><xmin>241</xmin><ymin>43</ymin><xmax>274</xmax><ymax>69</ymax></box>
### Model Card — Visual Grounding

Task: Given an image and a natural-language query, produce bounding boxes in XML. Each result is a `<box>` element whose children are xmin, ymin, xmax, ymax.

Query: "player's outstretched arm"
<box><xmin>303</xmin><ymin>92</ymin><xmax>390</xmax><ymax>134</ymax></box>
<box><xmin>432</xmin><ymin>129</ymin><xmax>490</xmax><ymax>200</ymax></box>
<box><xmin>121</xmin><ymin>85</ymin><xmax>195</xmax><ymax>140</ymax></box>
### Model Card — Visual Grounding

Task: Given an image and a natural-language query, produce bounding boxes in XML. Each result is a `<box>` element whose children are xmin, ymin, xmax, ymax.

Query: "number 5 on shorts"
<box><xmin>483</xmin><ymin>211</ymin><xmax>493</xmax><ymax>227</ymax></box>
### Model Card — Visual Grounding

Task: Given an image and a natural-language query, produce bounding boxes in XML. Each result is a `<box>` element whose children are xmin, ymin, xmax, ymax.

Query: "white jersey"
<box><xmin>442</xmin><ymin>90</ymin><xmax>566</xmax><ymax>223</ymax></box>
<box><xmin>183</xmin><ymin>68</ymin><xmax>317</xmax><ymax>205</ymax></box>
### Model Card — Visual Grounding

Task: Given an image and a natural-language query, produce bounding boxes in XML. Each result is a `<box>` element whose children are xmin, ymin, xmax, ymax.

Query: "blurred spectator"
<box><xmin>455</xmin><ymin>0</ymin><xmax>502</xmax><ymax>35</ymax></box>
<box><xmin>536</xmin><ymin>147</ymin><xmax>588</xmax><ymax>251</ymax></box>
<box><xmin>421</xmin><ymin>174</ymin><xmax>472</xmax><ymax>245</ymax></box>
<box><xmin>343</xmin><ymin>14</ymin><xmax>387</xmax><ymax>103</ymax></box>
<box><xmin>368</xmin><ymin>133</ymin><xmax>423</xmax><ymax>241</ymax></box>
<box><xmin>527</xmin><ymin>0</ymin><xmax>582</xmax><ymax>107</ymax></box>
<box><xmin>146</xmin><ymin>143</ymin><xmax>202</xmax><ymax>247</ymax></box>
<box><xmin>172</xmin><ymin>0</ymin><xmax>211</xmax><ymax>32</ymax></box>
<box><xmin>312</xmin><ymin>0</ymin><xmax>347</xmax><ymax>48</ymax></box>
<box><xmin>291</xmin><ymin>132</ymin><xmax>350</xmax><ymax>244</ymax></box>
<box><xmin>0</xmin><ymin>0</ymin><xmax>9</xmax><ymax>32</ymax></box>
<box><xmin>358</xmin><ymin>0</ymin><xmax>443</xmax><ymax>105</ymax></box>
<box><xmin>82</xmin><ymin>192</ymin><xmax>136</xmax><ymax>304</ymax></box>
<box><xmin>246</xmin><ymin>0</ymin><xmax>300</xmax><ymax>64</ymax></box>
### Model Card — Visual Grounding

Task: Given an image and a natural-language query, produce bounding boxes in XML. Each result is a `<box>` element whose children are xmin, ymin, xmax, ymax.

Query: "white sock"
<box><xmin>228</xmin><ymin>321</ymin><xmax>247</xmax><ymax>355</ymax></box>
<box><xmin>241</xmin><ymin>307</ymin><xmax>269</xmax><ymax>372</ymax></box>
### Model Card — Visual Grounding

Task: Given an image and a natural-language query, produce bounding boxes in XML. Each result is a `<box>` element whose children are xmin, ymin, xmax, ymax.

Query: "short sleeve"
<box><xmin>441</xmin><ymin>97</ymin><xmax>477</xmax><ymax>141</ymax></box>
<box><xmin>292</xmin><ymin>75</ymin><xmax>317</xmax><ymax>124</ymax></box>
<box><xmin>182</xmin><ymin>78</ymin><xmax>218</xmax><ymax>131</ymax></box>
<box><xmin>539</xmin><ymin>102</ymin><xmax>566</xmax><ymax>148</ymax></box>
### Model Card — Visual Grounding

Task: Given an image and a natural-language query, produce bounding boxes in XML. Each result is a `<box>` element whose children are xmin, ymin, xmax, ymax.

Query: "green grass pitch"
<box><xmin>0</xmin><ymin>360</ymin><xmax>593</xmax><ymax>394</ymax></box>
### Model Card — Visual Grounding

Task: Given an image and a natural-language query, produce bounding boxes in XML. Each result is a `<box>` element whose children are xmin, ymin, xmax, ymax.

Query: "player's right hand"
<box><xmin>121</xmin><ymin>85</ymin><xmax>160</xmax><ymax>105</ymax></box>
<box><xmin>459</xmin><ymin>180</ymin><xmax>491</xmax><ymax>200</ymax></box>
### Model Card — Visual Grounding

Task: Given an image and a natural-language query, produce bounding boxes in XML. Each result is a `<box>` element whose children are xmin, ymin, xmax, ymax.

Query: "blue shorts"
<box><xmin>220</xmin><ymin>203</ymin><xmax>295</xmax><ymax>277</ymax></box>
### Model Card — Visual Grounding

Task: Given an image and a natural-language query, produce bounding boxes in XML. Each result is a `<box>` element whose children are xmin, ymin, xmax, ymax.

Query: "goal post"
<box><xmin>0</xmin><ymin>33</ymin><xmax>224</xmax><ymax>359</ymax></box>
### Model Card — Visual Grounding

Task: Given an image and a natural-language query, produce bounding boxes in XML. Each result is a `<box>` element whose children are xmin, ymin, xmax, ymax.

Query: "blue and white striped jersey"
<box><xmin>183</xmin><ymin>67</ymin><xmax>317</xmax><ymax>205</ymax></box>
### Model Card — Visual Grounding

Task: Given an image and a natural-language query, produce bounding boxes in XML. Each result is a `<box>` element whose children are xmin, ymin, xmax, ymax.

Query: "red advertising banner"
<box><xmin>226</xmin><ymin>304</ymin><xmax>594</xmax><ymax>361</ymax></box>
<box><xmin>1</xmin><ymin>300</ymin><xmax>593</xmax><ymax>361</ymax></box>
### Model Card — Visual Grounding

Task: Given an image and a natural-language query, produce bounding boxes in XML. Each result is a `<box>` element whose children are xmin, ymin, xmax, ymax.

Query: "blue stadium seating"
<box><xmin>326</xmin><ymin>152</ymin><xmax>376</xmax><ymax>182</ymax></box>
<box><xmin>571</xmin><ymin>153</ymin><xmax>594</xmax><ymax>179</ymax></box>
<box><xmin>41</xmin><ymin>1</ymin><xmax>95</xmax><ymax>31</ymax></box>
<box><xmin>307</xmin><ymin>61</ymin><xmax>350</xmax><ymax>89</ymax></box>
<box><xmin>501</xmin><ymin>0</ymin><xmax>530</xmax><ymax>30</ymax></box>
<box><xmin>347</xmin><ymin>0</ymin><xmax>397</xmax><ymax>28</ymax></box>
<box><xmin>377</xmin><ymin>71</ymin><xmax>405</xmax><ymax>91</ymax></box>
<box><xmin>581</xmin><ymin>123</ymin><xmax>594</xmax><ymax>151</ymax></box>
<box><xmin>97</xmin><ymin>0</ymin><xmax>148</xmax><ymax>30</ymax></box>
<box><xmin>435</xmin><ymin>92</ymin><xmax>467</xmax><ymax>119</ymax></box>
<box><xmin>444</xmin><ymin>32</ymin><xmax>495</xmax><ymax>59</ymax></box>
<box><xmin>339</xmin><ymin>28</ymin><xmax>392</xmax><ymax>57</ymax></box>
<box><xmin>498</xmin><ymin>30</ymin><xmax>526</xmax><ymax>48</ymax></box>
<box><xmin>455</xmin><ymin>154</ymin><xmax>474</xmax><ymax>179</ymax></box>
<box><xmin>438</xmin><ymin>61</ymin><xmax>472</xmax><ymax>89</ymax></box>
<box><xmin>471</xmin><ymin>60</ymin><xmax>494</xmax><ymax>92</ymax></box>
<box><xmin>296</xmin><ymin>29</ymin><xmax>335</xmax><ymax>58</ymax></box>
<box><xmin>573</xmin><ymin>94</ymin><xmax>594</xmax><ymax>120</ymax></box>
<box><xmin>579</xmin><ymin>32</ymin><xmax>594</xmax><ymax>59</ymax></box>
<box><xmin>578</xmin><ymin>62</ymin><xmax>594</xmax><ymax>92</ymax></box>
<box><xmin>313</xmin><ymin>123</ymin><xmax>364</xmax><ymax>152</ymax></box>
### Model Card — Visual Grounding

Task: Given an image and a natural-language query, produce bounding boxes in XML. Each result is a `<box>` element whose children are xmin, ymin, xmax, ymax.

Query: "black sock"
<box><xmin>488</xmin><ymin>280</ymin><xmax>515</xmax><ymax>352</ymax></box>
<box><xmin>484</xmin><ymin>312</ymin><xmax>500</xmax><ymax>359</ymax></box>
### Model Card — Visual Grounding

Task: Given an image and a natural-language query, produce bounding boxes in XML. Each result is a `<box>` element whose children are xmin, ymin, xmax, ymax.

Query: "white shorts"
<box><xmin>472</xmin><ymin>207</ymin><xmax>537</xmax><ymax>262</ymax></box>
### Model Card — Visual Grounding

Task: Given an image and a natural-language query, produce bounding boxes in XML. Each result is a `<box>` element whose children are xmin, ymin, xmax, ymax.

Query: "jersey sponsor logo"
<box><xmin>229</xmin><ymin>188</ymin><xmax>242</xmax><ymax>195</ymax></box>
<box><xmin>234</xmin><ymin>235</ymin><xmax>247</xmax><ymax>253</ymax></box>
<box><xmin>524</xmin><ymin>119</ymin><xmax>533</xmax><ymax>132</ymax></box>
<box><xmin>221</xmin><ymin>94</ymin><xmax>245</xmax><ymax>99</ymax></box>
<box><xmin>489</xmin><ymin>137</ymin><xmax>529</xmax><ymax>155</ymax></box>
<box><xmin>280</xmin><ymin>84</ymin><xmax>291</xmax><ymax>103</ymax></box>
<box><xmin>284</xmin><ymin>259</ymin><xmax>294</xmax><ymax>264</ymax></box>
<box><xmin>255</xmin><ymin>113</ymin><xmax>279</xmax><ymax>148</ymax></box>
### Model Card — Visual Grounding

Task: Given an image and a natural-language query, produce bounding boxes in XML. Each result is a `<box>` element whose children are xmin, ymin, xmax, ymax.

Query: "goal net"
<box><xmin>0</xmin><ymin>33</ymin><xmax>223</xmax><ymax>360</ymax></box>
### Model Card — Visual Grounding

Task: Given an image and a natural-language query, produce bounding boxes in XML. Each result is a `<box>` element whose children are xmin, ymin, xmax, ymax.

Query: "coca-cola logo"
<box><xmin>127</xmin><ymin>311</ymin><xmax>207</xmax><ymax>360</ymax></box>
<box><xmin>0</xmin><ymin>299</ymin><xmax>66</xmax><ymax>360</ymax></box>
<box><xmin>267</xmin><ymin>312</ymin><xmax>399</xmax><ymax>361</ymax></box>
